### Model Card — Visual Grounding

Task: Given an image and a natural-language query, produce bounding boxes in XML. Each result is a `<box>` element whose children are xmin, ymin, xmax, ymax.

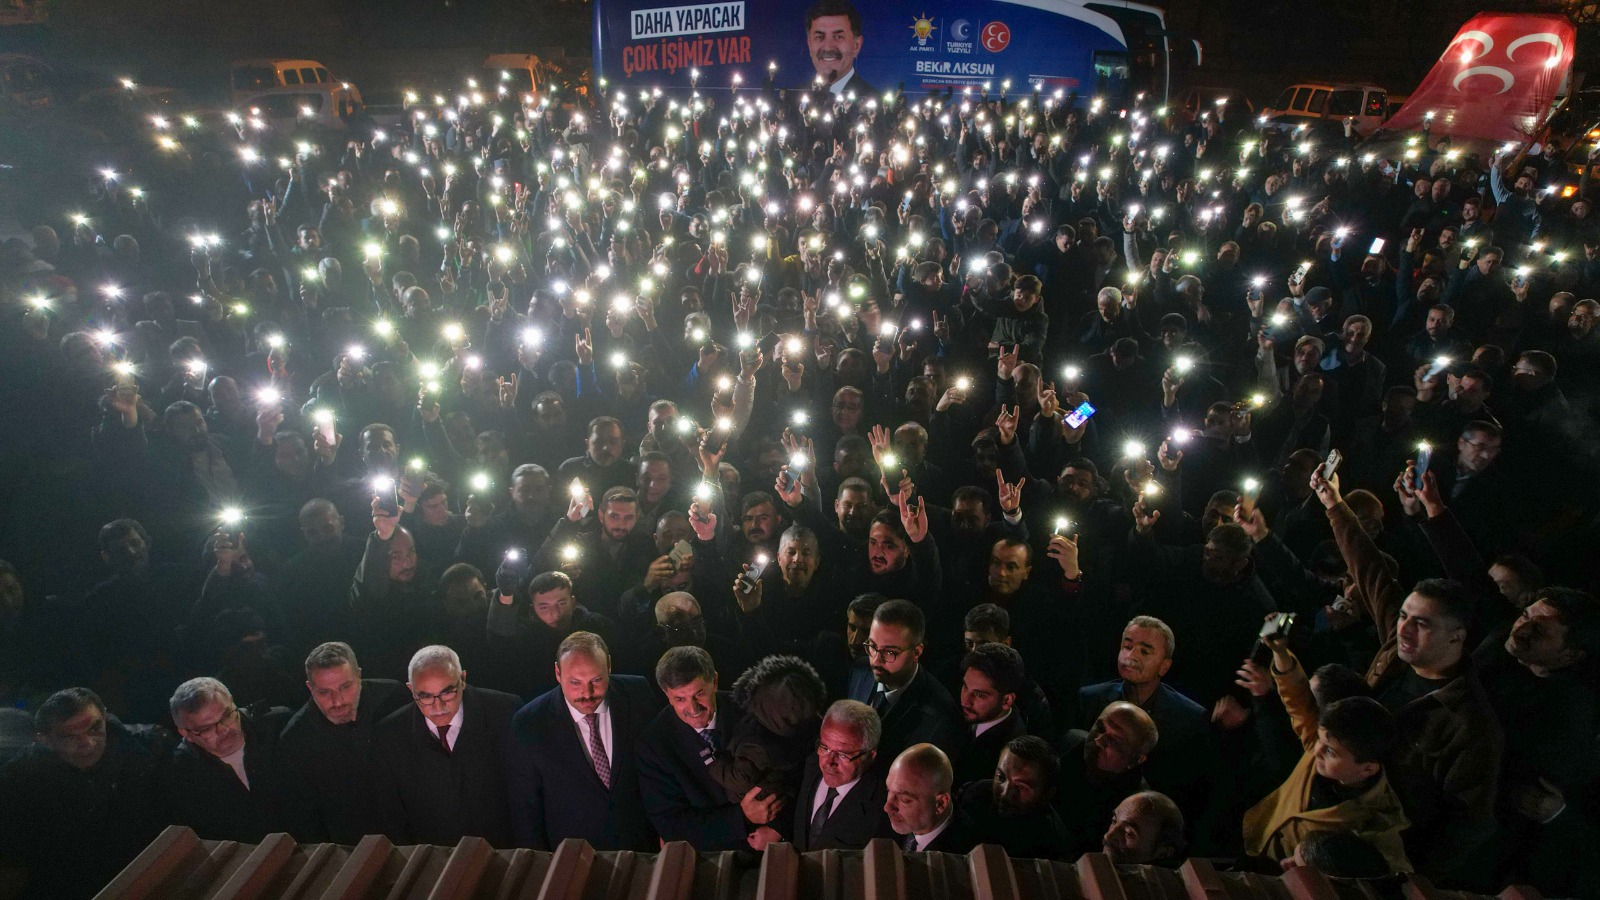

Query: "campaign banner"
<box><xmin>595</xmin><ymin>0</ymin><xmax>1140</xmax><ymax>97</ymax></box>
<box><xmin>1379</xmin><ymin>12</ymin><xmax>1574</xmax><ymax>143</ymax></box>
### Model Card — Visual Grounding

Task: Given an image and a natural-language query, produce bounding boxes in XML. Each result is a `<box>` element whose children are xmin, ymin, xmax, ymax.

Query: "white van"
<box><xmin>229</xmin><ymin>58</ymin><xmax>361</xmax><ymax>117</ymax></box>
<box><xmin>482</xmin><ymin>53</ymin><xmax>550</xmax><ymax>105</ymax></box>
<box><xmin>1260</xmin><ymin>82</ymin><xmax>1391</xmax><ymax>135</ymax></box>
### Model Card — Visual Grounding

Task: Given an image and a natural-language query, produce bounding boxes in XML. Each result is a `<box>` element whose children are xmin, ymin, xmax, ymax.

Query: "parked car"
<box><xmin>229</xmin><ymin>58</ymin><xmax>362</xmax><ymax>115</ymax></box>
<box><xmin>1260</xmin><ymin>81</ymin><xmax>1391</xmax><ymax>136</ymax></box>
<box><xmin>482</xmin><ymin>53</ymin><xmax>552</xmax><ymax>106</ymax></box>
<box><xmin>1173</xmin><ymin>84</ymin><xmax>1254</xmax><ymax>125</ymax></box>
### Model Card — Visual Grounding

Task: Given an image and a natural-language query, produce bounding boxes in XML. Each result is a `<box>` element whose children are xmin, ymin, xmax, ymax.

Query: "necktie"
<box><xmin>434</xmin><ymin>722</ymin><xmax>451</xmax><ymax>754</ymax></box>
<box><xmin>585</xmin><ymin>712</ymin><xmax>612</xmax><ymax>789</ymax></box>
<box><xmin>808</xmin><ymin>786</ymin><xmax>838</xmax><ymax>847</ymax></box>
<box><xmin>871</xmin><ymin>688</ymin><xmax>889</xmax><ymax>714</ymax></box>
<box><xmin>903</xmin><ymin>832</ymin><xmax>919</xmax><ymax>853</ymax></box>
<box><xmin>699</xmin><ymin>727</ymin><xmax>719</xmax><ymax>755</ymax></box>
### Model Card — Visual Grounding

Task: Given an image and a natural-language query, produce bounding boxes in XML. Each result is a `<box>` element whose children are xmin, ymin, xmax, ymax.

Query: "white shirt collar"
<box><xmin>697</xmin><ymin>712</ymin><xmax>718</xmax><ymax>734</ymax></box>
<box><xmin>910</xmin><ymin>811</ymin><xmax>954</xmax><ymax>851</ymax></box>
<box><xmin>973</xmin><ymin>708</ymin><xmax>1012</xmax><ymax>739</ymax></box>
<box><xmin>827</xmin><ymin>68</ymin><xmax>857</xmax><ymax>96</ymax></box>
<box><xmin>815</xmin><ymin>772</ymin><xmax>862</xmax><ymax>815</ymax></box>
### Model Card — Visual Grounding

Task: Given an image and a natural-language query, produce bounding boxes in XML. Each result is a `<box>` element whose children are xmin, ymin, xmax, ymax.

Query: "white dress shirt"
<box><xmin>827</xmin><ymin>68</ymin><xmax>858</xmax><ymax>96</ymax></box>
<box><xmin>810</xmin><ymin>773</ymin><xmax>862</xmax><ymax>819</ymax></box>
<box><xmin>973</xmin><ymin>708</ymin><xmax>1013</xmax><ymax>739</ymax></box>
<box><xmin>566</xmin><ymin>699</ymin><xmax>613</xmax><ymax>765</ymax></box>
<box><xmin>909</xmin><ymin>812</ymin><xmax>953</xmax><ymax>851</ymax></box>
<box><xmin>433</xmin><ymin>702</ymin><xmax>465</xmax><ymax>751</ymax></box>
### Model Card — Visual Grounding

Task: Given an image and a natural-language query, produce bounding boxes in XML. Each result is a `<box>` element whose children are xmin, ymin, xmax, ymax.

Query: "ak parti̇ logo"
<box><xmin>981</xmin><ymin>21</ymin><xmax>1010</xmax><ymax>52</ymax></box>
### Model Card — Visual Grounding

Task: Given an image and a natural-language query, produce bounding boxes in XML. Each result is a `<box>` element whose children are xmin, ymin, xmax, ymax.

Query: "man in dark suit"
<box><xmin>954</xmin><ymin>643</ymin><xmax>1029</xmax><ymax>787</ymax></box>
<box><xmin>885</xmin><ymin>743</ymin><xmax>978</xmax><ymax>852</ymax></box>
<box><xmin>373</xmin><ymin>644</ymin><xmax>520</xmax><ymax>847</ymax></box>
<box><xmin>276</xmin><ymin>641</ymin><xmax>410</xmax><ymax>843</ymax></box>
<box><xmin>847</xmin><ymin>599</ymin><xmax>965</xmax><ymax>763</ymax></box>
<box><xmin>804</xmin><ymin>0</ymin><xmax>876</xmax><ymax>98</ymax></box>
<box><xmin>1075</xmin><ymin>617</ymin><xmax>1211</xmax><ymax>807</ymax></box>
<box><xmin>957</xmin><ymin>736</ymin><xmax>1072</xmax><ymax>860</ymax></box>
<box><xmin>505</xmin><ymin>631</ymin><xmax>661</xmax><ymax>850</ymax></box>
<box><xmin>793</xmin><ymin>699</ymin><xmax>891</xmax><ymax>851</ymax></box>
<box><xmin>161</xmin><ymin>676</ymin><xmax>292</xmax><ymax>843</ymax></box>
<box><xmin>638</xmin><ymin>646</ymin><xmax>786</xmax><ymax>850</ymax></box>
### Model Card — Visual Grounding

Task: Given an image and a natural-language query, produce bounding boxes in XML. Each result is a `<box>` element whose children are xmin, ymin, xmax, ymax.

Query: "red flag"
<box><xmin>1380</xmin><ymin>12</ymin><xmax>1574</xmax><ymax>143</ymax></box>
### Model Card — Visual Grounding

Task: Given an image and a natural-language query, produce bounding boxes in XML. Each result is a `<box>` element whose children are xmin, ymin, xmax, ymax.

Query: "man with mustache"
<box><xmin>957</xmin><ymin>736</ymin><xmax>1071</xmax><ymax>860</ymax></box>
<box><xmin>276</xmin><ymin>642</ymin><xmax>408</xmax><ymax>843</ymax></box>
<box><xmin>938</xmin><ymin>474</ymin><xmax>1028</xmax><ymax>600</ymax></box>
<box><xmin>505</xmin><ymin>631</ymin><xmax>661</xmax><ymax>850</ymax></box>
<box><xmin>1055</xmin><ymin>701</ymin><xmax>1158</xmax><ymax>854</ymax></box>
<box><xmin>1075</xmin><ymin>616</ymin><xmax>1209</xmax><ymax>809</ymax></box>
<box><xmin>846</xmin><ymin>599</ymin><xmax>964</xmax><ymax>764</ymax></box>
<box><xmin>732</xmin><ymin>526</ymin><xmax>830</xmax><ymax>663</ymax></box>
<box><xmin>1100</xmin><ymin>791</ymin><xmax>1187</xmax><ymax>865</ymax></box>
<box><xmin>952</xmin><ymin>643</ymin><xmax>1029</xmax><ymax>787</ymax></box>
<box><xmin>803</xmin><ymin>1</ymin><xmax>875</xmax><ymax>100</ymax></box>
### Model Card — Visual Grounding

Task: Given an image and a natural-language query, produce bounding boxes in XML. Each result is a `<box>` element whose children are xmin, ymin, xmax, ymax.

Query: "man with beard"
<box><xmin>455</xmin><ymin>463</ymin><xmax>557</xmax><ymax>577</ymax></box>
<box><xmin>974</xmin><ymin>536</ymin><xmax>1085</xmax><ymax>700</ymax></box>
<box><xmin>94</xmin><ymin>398</ymin><xmax>239</xmax><ymax>551</ymax></box>
<box><xmin>731</xmin><ymin>525</ymin><xmax>830</xmax><ymax>664</ymax></box>
<box><xmin>350</xmin><ymin>494</ymin><xmax>437</xmax><ymax>679</ymax></box>
<box><xmin>1128</xmin><ymin>497</ymin><xmax>1275</xmax><ymax>708</ymax></box>
<box><xmin>1056</xmin><ymin>701</ymin><xmax>1158</xmax><ymax>854</ymax></box>
<box><xmin>885</xmin><ymin>743</ymin><xmax>976</xmax><ymax>852</ymax></box>
<box><xmin>778</xmin><ymin>468</ymin><xmax>942</xmax><ymax>603</ymax></box>
<box><xmin>276</xmin><ymin>642</ymin><xmax>409</xmax><ymax>843</ymax></box>
<box><xmin>846</xmin><ymin>599</ymin><xmax>964</xmax><ymax>763</ymax></box>
<box><xmin>617</xmin><ymin>511</ymin><xmax>708</xmax><ymax>642</ymax></box>
<box><xmin>271</xmin><ymin>499</ymin><xmax>365</xmax><ymax>653</ymax></box>
<box><xmin>939</xmin><ymin>476</ymin><xmax>1028</xmax><ymax>601</ymax></box>
<box><xmin>161</xmin><ymin>676</ymin><xmax>292</xmax><ymax>842</ymax></box>
<box><xmin>1312</xmin><ymin>468</ymin><xmax>1502</xmax><ymax>882</ymax></box>
<box><xmin>1100</xmin><ymin>791</ymin><xmax>1187</xmax><ymax>865</ymax></box>
<box><xmin>77</xmin><ymin>518</ymin><xmax>199</xmax><ymax>721</ymax></box>
<box><xmin>558</xmin><ymin>416</ymin><xmax>635</xmax><ymax>495</ymax></box>
<box><xmin>537</xmin><ymin>485</ymin><xmax>657</xmax><ymax>615</ymax></box>
<box><xmin>734</xmin><ymin>491</ymin><xmax>785</xmax><ymax>561</ymax></box>
<box><xmin>489</xmin><ymin>566</ymin><xmax>615</xmax><ymax>699</ymax></box>
<box><xmin>953</xmin><ymin>643</ymin><xmax>1029</xmax><ymax>787</ymax></box>
<box><xmin>957</xmin><ymin>736</ymin><xmax>1071</xmax><ymax>860</ymax></box>
<box><xmin>1076</xmin><ymin>616</ymin><xmax>1209</xmax><ymax>809</ymax></box>
<box><xmin>0</xmin><ymin>688</ymin><xmax>174</xmax><ymax>899</ymax></box>
<box><xmin>1319</xmin><ymin>315</ymin><xmax>1386</xmax><ymax>441</ymax></box>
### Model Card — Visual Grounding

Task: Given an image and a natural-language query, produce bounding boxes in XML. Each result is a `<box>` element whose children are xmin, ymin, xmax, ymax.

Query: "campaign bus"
<box><xmin>594</xmin><ymin>0</ymin><xmax>1178</xmax><ymax>104</ymax></box>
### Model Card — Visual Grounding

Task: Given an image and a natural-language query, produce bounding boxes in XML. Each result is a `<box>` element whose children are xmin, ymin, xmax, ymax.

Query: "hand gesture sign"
<box><xmin>995</xmin><ymin>470</ymin><xmax>1023</xmax><ymax>514</ymax></box>
<box><xmin>995</xmin><ymin>405</ymin><xmax>1020</xmax><ymax>445</ymax></box>
<box><xmin>895</xmin><ymin>492</ymin><xmax>930</xmax><ymax>543</ymax></box>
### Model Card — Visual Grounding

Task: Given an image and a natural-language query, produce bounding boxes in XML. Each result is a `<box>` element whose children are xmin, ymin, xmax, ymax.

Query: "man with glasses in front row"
<box><xmin>373</xmin><ymin>644</ymin><xmax>521</xmax><ymax>847</ymax></box>
<box><xmin>161</xmin><ymin>676</ymin><xmax>292</xmax><ymax>842</ymax></box>
<box><xmin>846</xmin><ymin>599</ymin><xmax>965</xmax><ymax>764</ymax></box>
<box><xmin>792</xmin><ymin>699</ymin><xmax>892</xmax><ymax>851</ymax></box>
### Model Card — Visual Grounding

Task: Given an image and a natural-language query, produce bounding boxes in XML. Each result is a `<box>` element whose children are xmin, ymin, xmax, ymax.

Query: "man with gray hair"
<box><xmin>793</xmin><ymin>699</ymin><xmax>890</xmax><ymax>851</ymax></box>
<box><xmin>276</xmin><ymin>642</ymin><xmax>409</xmax><ymax>843</ymax></box>
<box><xmin>373</xmin><ymin>645</ymin><xmax>521</xmax><ymax>846</ymax></box>
<box><xmin>733</xmin><ymin>524</ymin><xmax>829</xmax><ymax>662</ymax></box>
<box><xmin>160</xmin><ymin>676</ymin><xmax>292</xmax><ymax>842</ymax></box>
<box><xmin>638</xmin><ymin>646</ymin><xmax>776</xmax><ymax>850</ymax></box>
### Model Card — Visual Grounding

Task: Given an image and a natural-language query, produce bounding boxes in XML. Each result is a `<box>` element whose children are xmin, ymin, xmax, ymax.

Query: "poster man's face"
<box><xmin>808</xmin><ymin>15</ymin><xmax>862</xmax><ymax>83</ymax></box>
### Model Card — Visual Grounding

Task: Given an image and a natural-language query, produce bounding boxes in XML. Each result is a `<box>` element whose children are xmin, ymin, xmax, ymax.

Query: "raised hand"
<box><xmin>897</xmin><ymin>494</ymin><xmax>929</xmax><ymax>543</ymax></box>
<box><xmin>1046</xmin><ymin>533</ymin><xmax>1080</xmax><ymax>579</ymax></box>
<box><xmin>1132</xmin><ymin>496</ymin><xmax>1161</xmax><ymax>534</ymax></box>
<box><xmin>995</xmin><ymin>405</ymin><xmax>1019</xmax><ymax>445</ymax></box>
<box><xmin>995</xmin><ymin>470</ymin><xmax>1022</xmax><ymax>514</ymax></box>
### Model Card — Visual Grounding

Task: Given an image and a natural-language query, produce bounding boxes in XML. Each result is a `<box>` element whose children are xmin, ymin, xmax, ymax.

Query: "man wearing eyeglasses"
<box><xmin>792</xmin><ymin>699</ymin><xmax>891</xmax><ymax>851</ymax></box>
<box><xmin>161</xmin><ymin>676</ymin><xmax>292</xmax><ymax>842</ymax></box>
<box><xmin>846</xmin><ymin>599</ymin><xmax>964</xmax><ymax>764</ymax></box>
<box><xmin>372</xmin><ymin>644</ymin><xmax>521</xmax><ymax>846</ymax></box>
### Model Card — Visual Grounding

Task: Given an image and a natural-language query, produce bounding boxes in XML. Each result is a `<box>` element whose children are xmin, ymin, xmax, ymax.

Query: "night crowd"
<box><xmin>2</xmin><ymin>7</ymin><xmax>1599</xmax><ymax>898</ymax></box>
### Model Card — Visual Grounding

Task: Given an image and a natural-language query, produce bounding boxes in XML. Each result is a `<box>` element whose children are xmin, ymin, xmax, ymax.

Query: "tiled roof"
<box><xmin>92</xmin><ymin>826</ymin><xmax>1547</xmax><ymax>900</ymax></box>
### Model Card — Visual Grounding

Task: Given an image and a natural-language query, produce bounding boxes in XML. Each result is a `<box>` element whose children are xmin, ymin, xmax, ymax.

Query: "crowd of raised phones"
<box><xmin>0</xmin><ymin>64</ymin><xmax>1597</xmax><ymax>900</ymax></box>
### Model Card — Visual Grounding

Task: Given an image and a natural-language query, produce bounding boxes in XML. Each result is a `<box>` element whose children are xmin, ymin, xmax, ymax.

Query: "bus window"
<box><xmin>1307</xmin><ymin>89</ymin><xmax>1328</xmax><ymax>114</ymax></box>
<box><xmin>1327</xmin><ymin>89</ymin><xmax>1363</xmax><ymax>116</ymax></box>
<box><xmin>1093</xmin><ymin>51</ymin><xmax>1130</xmax><ymax>100</ymax></box>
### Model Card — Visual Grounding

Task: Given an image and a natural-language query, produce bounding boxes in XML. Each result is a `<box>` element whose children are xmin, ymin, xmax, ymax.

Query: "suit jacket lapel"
<box><xmin>547</xmin><ymin>696</ymin><xmax>608</xmax><ymax>792</ymax></box>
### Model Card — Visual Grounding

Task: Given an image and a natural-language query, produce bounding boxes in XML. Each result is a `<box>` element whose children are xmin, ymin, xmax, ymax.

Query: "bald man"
<box><xmin>1055</xmin><ymin>701</ymin><xmax>1158</xmax><ymax>854</ymax></box>
<box><xmin>884</xmin><ymin>743</ymin><xmax>977</xmax><ymax>853</ymax></box>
